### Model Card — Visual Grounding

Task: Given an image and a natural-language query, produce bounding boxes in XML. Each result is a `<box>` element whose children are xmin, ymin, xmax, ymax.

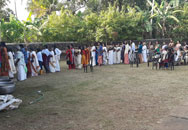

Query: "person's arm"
<box><xmin>15</xmin><ymin>59</ymin><xmax>20</xmax><ymax>66</ymax></box>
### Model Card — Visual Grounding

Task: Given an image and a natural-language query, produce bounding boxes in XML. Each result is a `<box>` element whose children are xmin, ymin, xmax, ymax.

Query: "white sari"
<box><xmin>8</xmin><ymin>51</ymin><xmax>16</xmax><ymax>78</ymax></box>
<box><xmin>30</xmin><ymin>51</ymin><xmax>40</xmax><ymax>76</ymax></box>
<box><xmin>55</xmin><ymin>48</ymin><xmax>62</xmax><ymax>72</ymax></box>
<box><xmin>16</xmin><ymin>51</ymin><xmax>27</xmax><ymax>81</ymax></box>
<box><xmin>49</xmin><ymin>51</ymin><xmax>56</xmax><ymax>73</ymax></box>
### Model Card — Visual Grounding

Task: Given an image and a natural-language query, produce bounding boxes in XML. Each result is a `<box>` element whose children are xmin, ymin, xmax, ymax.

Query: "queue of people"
<box><xmin>1</xmin><ymin>40</ymin><xmax>187</xmax><ymax>80</ymax></box>
<box><xmin>65</xmin><ymin>40</ymin><xmax>188</xmax><ymax>71</ymax></box>
<box><xmin>0</xmin><ymin>42</ymin><xmax>62</xmax><ymax>81</ymax></box>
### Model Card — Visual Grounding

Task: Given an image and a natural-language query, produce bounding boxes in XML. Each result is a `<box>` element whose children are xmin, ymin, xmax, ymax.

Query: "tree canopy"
<box><xmin>0</xmin><ymin>0</ymin><xmax>188</xmax><ymax>43</ymax></box>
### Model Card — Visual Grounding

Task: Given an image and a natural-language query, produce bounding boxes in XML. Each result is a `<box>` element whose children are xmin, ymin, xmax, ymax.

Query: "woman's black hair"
<box><xmin>0</xmin><ymin>42</ymin><xmax>6</xmax><ymax>47</ymax></box>
<box><xmin>37</xmin><ymin>48</ymin><xmax>41</xmax><ymax>52</ymax></box>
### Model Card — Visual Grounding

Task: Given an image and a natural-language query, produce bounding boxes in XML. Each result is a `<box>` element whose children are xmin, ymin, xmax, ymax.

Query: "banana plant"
<box><xmin>22</xmin><ymin>12</ymin><xmax>49</xmax><ymax>44</ymax></box>
<box><xmin>147</xmin><ymin>0</ymin><xmax>183</xmax><ymax>37</ymax></box>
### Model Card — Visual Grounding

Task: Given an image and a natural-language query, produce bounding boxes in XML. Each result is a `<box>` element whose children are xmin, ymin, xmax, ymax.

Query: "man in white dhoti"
<box><xmin>15</xmin><ymin>46</ymin><xmax>27</xmax><ymax>81</ymax></box>
<box><xmin>142</xmin><ymin>42</ymin><xmax>148</xmax><ymax>63</ymax></box>
<box><xmin>49</xmin><ymin>48</ymin><xmax>56</xmax><ymax>73</ymax></box>
<box><xmin>37</xmin><ymin>48</ymin><xmax>43</xmax><ymax>75</ymax></box>
<box><xmin>113</xmin><ymin>45</ymin><xmax>117</xmax><ymax>64</ymax></box>
<box><xmin>30</xmin><ymin>48</ymin><xmax>40</xmax><ymax>76</ymax></box>
<box><xmin>54</xmin><ymin>46</ymin><xmax>62</xmax><ymax>72</ymax></box>
<box><xmin>90</xmin><ymin>44</ymin><xmax>96</xmax><ymax>66</ymax></box>
<box><xmin>103</xmin><ymin>44</ymin><xmax>108</xmax><ymax>65</ymax></box>
<box><xmin>7</xmin><ymin>48</ymin><xmax>16</xmax><ymax>79</ymax></box>
<box><xmin>108</xmin><ymin>45</ymin><xmax>114</xmax><ymax>65</ymax></box>
<box><xmin>116</xmin><ymin>44</ymin><xmax>121</xmax><ymax>64</ymax></box>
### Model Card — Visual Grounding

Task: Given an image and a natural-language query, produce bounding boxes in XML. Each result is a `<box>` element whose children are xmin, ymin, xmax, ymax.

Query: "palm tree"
<box><xmin>147</xmin><ymin>0</ymin><xmax>183</xmax><ymax>37</ymax></box>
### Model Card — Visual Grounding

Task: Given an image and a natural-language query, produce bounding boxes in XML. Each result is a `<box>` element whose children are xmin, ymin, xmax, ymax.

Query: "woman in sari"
<box><xmin>0</xmin><ymin>42</ymin><xmax>10</xmax><ymax>76</ymax></box>
<box><xmin>124</xmin><ymin>43</ymin><xmax>130</xmax><ymax>64</ymax></box>
<box><xmin>66</xmin><ymin>46</ymin><xmax>73</xmax><ymax>70</ymax></box>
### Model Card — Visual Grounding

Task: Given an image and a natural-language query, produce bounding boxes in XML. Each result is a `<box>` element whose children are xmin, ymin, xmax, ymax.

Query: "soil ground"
<box><xmin>0</xmin><ymin>62</ymin><xmax>188</xmax><ymax>130</ymax></box>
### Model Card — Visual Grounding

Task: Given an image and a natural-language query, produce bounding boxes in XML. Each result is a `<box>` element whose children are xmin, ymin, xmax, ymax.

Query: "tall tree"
<box><xmin>27</xmin><ymin>0</ymin><xmax>59</xmax><ymax>17</ymax></box>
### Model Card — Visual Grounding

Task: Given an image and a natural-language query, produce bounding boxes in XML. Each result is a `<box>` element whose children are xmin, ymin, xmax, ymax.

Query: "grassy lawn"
<box><xmin>0</xmin><ymin>62</ymin><xmax>188</xmax><ymax>130</ymax></box>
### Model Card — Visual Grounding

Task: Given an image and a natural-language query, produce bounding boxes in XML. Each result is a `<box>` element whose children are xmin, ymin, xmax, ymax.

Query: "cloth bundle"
<box><xmin>0</xmin><ymin>95</ymin><xmax>22</xmax><ymax>111</ymax></box>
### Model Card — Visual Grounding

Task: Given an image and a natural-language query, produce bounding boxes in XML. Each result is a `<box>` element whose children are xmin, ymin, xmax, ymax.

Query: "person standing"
<box><xmin>113</xmin><ymin>44</ymin><xmax>117</xmax><ymax>64</ymax></box>
<box><xmin>108</xmin><ymin>45</ymin><xmax>114</xmax><ymax>65</ymax></box>
<box><xmin>15</xmin><ymin>46</ymin><xmax>27</xmax><ymax>81</ymax></box>
<box><xmin>98</xmin><ymin>43</ymin><xmax>103</xmax><ymax>66</ymax></box>
<box><xmin>124</xmin><ymin>43</ymin><xmax>130</xmax><ymax>64</ymax></box>
<box><xmin>20</xmin><ymin>44</ymin><xmax>31</xmax><ymax>77</ymax></box>
<box><xmin>116</xmin><ymin>44</ymin><xmax>121</xmax><ymax>64</ymax></box>
<box><xmin>121</xmin><ymin>42</ymin><xmax>125</xmax><ymax>63</ymax></box>
<box><xmin>90</xmin><ymin>44</ymin><xmax>96</xmax><ymax>66</ymax></box>
<box><xmin>138</xmin><ymin>42</ymin><xmax>143</xmax><ymax>63</ymax></box>
<box><xmin>75</xmin><ymin>46</ymin><xmax>82</xmax><ymax>69</ymax></box>
<box><xmin>42</xmin><ymin>45</ymin><xmax>51</xmax><ymax>73</ymax></box>
<box><xmin>30</xmin><ymin>48</ymin><xmax>40</xmax><ymax>76</ymax></box>
<box><xmin>103</xmin><ymin>44</ymin><xmax>108</xmax><ymax>65</ymax></box>
<box><xmin>142</xmin><ymin>42</ymin><xmax>148</xmax><ymax>63</ymax></box>
<box><xmin>0</xmin><ymin>42</ymin><xmax>10</xmax><ymax>76</ymax></box>
<box><xmin>155</xmin><ymin>41</ymin><xmax>160</xmax><ymax>54</ymax></box>
<box><xmin>49</xmin><ymin>48</ymin><xmax>56</xmax><ymax>73</ymax></box>
<box><xmin>7</xmin><ymin>47</ymin><xmax>16</xmax><ymax>79</ymax></box>
<box><xmin>131</xmin><ymin>42</ymin><xmax>136</xmax><ymax>53</ymax></box>
<box><xmin>95</xmin><ymin>46</ymin><xmax>98</xmax><ymax>66</ymax></box>
<box><xmin>37</xmin><ymin>48</ymin><xmax>43</xmax><ymax>75</ymax></box>
<box><xmin>70</xmin><ymin>44</ymin><xmax>75</xmax><ymax>69</ymax></box>
<box><xmin>54</xmin><ymin>46</ymin><xmax>62</xmax><ymax>72</ymax></box>
<box><xmin>81</xmin><ymin>46</ymin><xmax>90</xmax><ymax>72</ymax></box>
<box><xmin>66</xmin><ymin>45</ymin><xmax>73</xmax><ymax>70</ymax></box>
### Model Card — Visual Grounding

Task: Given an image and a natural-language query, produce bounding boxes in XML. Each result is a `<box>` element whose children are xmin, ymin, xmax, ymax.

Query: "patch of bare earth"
<box><xmin>0</xmin><ymin>62</ymin><xmax>188</xmax><ymax>130</ymax></box>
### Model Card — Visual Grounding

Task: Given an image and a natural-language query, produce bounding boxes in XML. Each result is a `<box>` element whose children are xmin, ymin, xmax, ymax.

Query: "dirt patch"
<box><xmin>0</xmin><ymin>62</ymin><xmax>188</xmax><ymax>130</ymax></box>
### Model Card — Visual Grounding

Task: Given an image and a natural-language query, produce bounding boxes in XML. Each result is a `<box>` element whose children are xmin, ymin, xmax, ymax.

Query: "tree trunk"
<box><xmin>0</xmin><ymin>21</ymin><xmax>1</xmax><ymax>42</ymax></box>
<box><xmin>150</xmin><ymin>0</ymin><xmax>155</xmax><ymax>38</ymax></box>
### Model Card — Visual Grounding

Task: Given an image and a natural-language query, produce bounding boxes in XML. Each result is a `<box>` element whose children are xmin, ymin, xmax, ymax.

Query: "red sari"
<box><xmin>66</xmin><ymin>49</ymin><xmax>73</xmax><ymax>69</ymax></box>
<box><xmin>0</xmin><ymin>47</ymin><xmax>10</xmax><ymax>76</ymax></box>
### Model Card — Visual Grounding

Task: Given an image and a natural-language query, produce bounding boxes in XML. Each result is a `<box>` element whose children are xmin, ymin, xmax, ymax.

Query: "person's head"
<box><xmin>50</xmin><ymin>47</ymin><xmax>53</xmax><ymax>51</ymax></box>
<box><xmin>19</xmin><ymin>44</ymin><xmax>24</xmax><ymax>49</ymax></box>
<box><xmin>37</xmin><ymin>48</ymin><xmax>41</xmax><ymax>52</ymax></box>
<box><xmin>30</xmin><ymin>47</ymin><xmax>34</xmax><ymax>52</ymax></box>
<box><xmin>0</xmin><ymin>41</ymin><xmax>6</xmax><ymax>47</ymax></box>
<box><xmin>78</xmin><ymin>46</ymin><xmax>81</xmax><ymax>50</ymax></box>
<box><xmin>82</xmin><ymin>46</ymin><xmax>85</xmax><ymax>50</ymax></box>
<box><xmin>7</xmin><ymin>46</ymin><xmax>13</xmax><ymax>52</ymax></box>
<box><xmin>16</xmin><ymin>45</ymin><xmax>21</xmax><ymax>51</ymax></box>
<box><xmin>71</xmin><ymin>44</ymin><xmax>74</xmax><ymax>48</ymax></box>
<box><xmin>67</xmin><ymin>45</ymin><xmax>70</xmax><ymax>49</ymax></box>
<box><xmin>44</xmin><ymin>45</ymin><xmax>48</xmax><ymax>49</ymax></box>
<box><xmin>163</xmin><ymin>42</ymin><xmax>166</xmax><ymax>45</ymax></box>
<box><xmin>54</xmin><ymin>44</ymin><xmax>57</xmax><ymax>49</ymax></box>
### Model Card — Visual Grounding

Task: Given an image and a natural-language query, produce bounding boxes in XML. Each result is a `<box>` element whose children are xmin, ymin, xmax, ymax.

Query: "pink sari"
<box><xmin>124</xmin><ymin>54</ymin><xmax>129</xmax><ymax>64</ymax></box>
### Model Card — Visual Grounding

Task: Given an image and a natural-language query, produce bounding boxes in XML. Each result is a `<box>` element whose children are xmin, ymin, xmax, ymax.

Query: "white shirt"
<box><xmin>132</xmin><ymin>43</ymin><xmax>135</xmax><ymax>52</ymax></box>
<box><xmin>37</xmin><ymin>51</ymin><xmax>43</xmax><ymax>62</ymax></box>
<box><xmin>16</xmin><ymin>51</ymin><xmax>25</xmax><ymax>66</ymax></box>
<box><xmin>42</xmin><ymin>49</ymin><xmax>51</xmax><ymax>56</ymax></box>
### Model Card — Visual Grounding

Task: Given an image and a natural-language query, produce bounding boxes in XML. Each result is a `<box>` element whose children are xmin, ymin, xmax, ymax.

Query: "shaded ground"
<box><xmin>0</xmin><ymin>62</ymin><xmax>188</xmax><ymax>130</ymax></box>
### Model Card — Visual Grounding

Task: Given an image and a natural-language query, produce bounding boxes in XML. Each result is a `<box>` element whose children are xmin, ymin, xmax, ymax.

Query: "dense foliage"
<box><xmin>0</xmin><ymin>0</ymin><xmax>188</xmax><ymax>43</ymax></box>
